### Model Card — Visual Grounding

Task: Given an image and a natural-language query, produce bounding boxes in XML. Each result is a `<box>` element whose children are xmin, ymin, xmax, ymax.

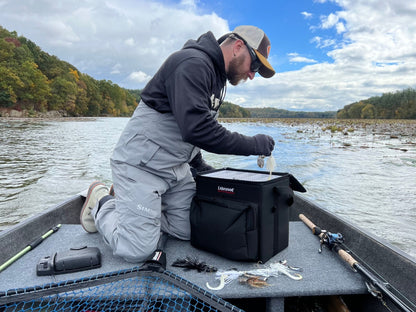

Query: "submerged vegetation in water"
<box><xmin>219</xmin><ymin>118</ymin><xmax>416</xmax><ymax>152</ymax></box>
<box><xmin>219</xmin><ymin>118</ymin><xmax>416</xmax><ymax>137</ymax></box>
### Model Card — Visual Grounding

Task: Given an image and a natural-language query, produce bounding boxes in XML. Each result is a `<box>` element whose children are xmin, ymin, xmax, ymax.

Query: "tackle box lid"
<box><xmin>201</xmin><ymin>168</ymin><xmax>281</xmax><ymax>182</ymax></box>
<box><xmin>198</xmin><ymin>168</ymin><xmax>306</xmax><ymax>192</ymax></box>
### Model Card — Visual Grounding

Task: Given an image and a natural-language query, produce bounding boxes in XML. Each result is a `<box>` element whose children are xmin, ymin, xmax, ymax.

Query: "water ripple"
<box><xmin>0</xmin><ymin>118</ymin><xmax>415</xmax><ymax>258</ymax></box>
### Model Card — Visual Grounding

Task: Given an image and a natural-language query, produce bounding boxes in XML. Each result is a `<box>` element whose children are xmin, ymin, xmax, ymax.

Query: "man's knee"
<box><xmin>111</xmin><ymin>219</ymin><xmax>161</xmax><ymax>263</ymax></box>
<box><xmin>113</xmin><ymin>242</ymin><xmax>156</xmax><ymax>263</ymax></box>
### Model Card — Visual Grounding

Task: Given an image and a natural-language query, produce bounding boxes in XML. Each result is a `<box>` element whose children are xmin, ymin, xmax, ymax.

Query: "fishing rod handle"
<box><xmin>334</xmin><ymin>245</ymin><xmax>358</xmax><ymax>268</ymax></box>
<box><xmin>299</xmin><ymin>213</ymin><xmax>314</xmax><ymax>229</ymax></box>
<box><xmin>299</xmin><ymin>214</ymin><xmax>322</xmax><ymax>235</ymax></box>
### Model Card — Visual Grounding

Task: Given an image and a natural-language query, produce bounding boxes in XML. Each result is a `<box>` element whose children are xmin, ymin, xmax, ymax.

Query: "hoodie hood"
<box><xmin>182</xmin><ymin>31</ymin><xmax>226</xmax><ymax>83</ymax></box>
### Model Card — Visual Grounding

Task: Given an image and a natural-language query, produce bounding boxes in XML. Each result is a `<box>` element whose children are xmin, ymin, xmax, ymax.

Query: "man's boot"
<box><xmin>80</xmin><ymin>181</ymin><xmax>109</xmax><ymax>233</ymax></box>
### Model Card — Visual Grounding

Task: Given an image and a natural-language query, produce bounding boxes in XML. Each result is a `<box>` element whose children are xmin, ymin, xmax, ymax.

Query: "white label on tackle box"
<box><xmin>202</xmin><ymin>169</ymin><xmax>279</xmax><ymax>182</ymax></box>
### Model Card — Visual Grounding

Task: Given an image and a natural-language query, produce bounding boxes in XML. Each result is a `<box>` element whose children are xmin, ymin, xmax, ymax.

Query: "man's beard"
<box><xmin>227</xmin><ymin>54</ymin><xmax>248</xmax><ymax>86</ymax></box>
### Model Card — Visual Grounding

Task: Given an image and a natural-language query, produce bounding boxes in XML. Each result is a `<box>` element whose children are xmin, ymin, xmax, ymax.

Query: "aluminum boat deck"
<box><xmin>0</xmin><ymin>221</ymin><xmax>367</xmax><ymax>311</ymax></box>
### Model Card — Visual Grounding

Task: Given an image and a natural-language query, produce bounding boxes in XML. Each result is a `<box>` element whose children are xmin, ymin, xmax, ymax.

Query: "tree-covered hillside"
<box><xmin>247</xmin><ymin>107</ymin><xmax>336</xmax><ymax>118</ymax></box>
<box><xmin>337</xmin><ymin>88</ymin><xmax>416</xmax><ymax>119</ymax></box>
<box><xmin>4</xmin><ymin>25</ymin><xmax>413</xmax><ymax>120</ymax></box>
<box><xmin>218</xmin><ymin>101</ymin><xmax>251</xmax><ymax>118</ymax></box>
<box><xmin>0</xmin><ymin>26</ymin><xmax>138</xmax><ymax>116</ymax></box>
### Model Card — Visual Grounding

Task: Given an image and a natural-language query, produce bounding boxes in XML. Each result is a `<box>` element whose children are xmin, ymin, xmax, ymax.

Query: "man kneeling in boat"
<box><xmin>80</xmin><ymin>26</ymin><xmax>276</xmax><ymax>262</ymax></box>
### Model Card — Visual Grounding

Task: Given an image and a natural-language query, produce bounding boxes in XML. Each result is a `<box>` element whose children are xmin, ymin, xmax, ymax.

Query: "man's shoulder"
<box><xmin>170</xmin><ymin>47</ymin><xmax>213</xmax><ymax>64</ymax></box>
<box><xmin>165</xmin><ymin>48</ymin><xmax>215</xmax><ymax>74</ymax></box>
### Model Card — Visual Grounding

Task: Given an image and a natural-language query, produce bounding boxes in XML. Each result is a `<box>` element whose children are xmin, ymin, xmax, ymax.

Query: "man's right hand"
<box><xmin>253</xmin><ymin>134</ymin><xmax>275</xmax><ymax>156</ymax></box>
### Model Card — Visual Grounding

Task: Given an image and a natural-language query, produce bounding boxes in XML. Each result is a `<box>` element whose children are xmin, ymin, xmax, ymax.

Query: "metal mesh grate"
<box><xmin>0</xmin><ymin>268</ymin><xmax>244</xmax><ymax>312</ymax></box>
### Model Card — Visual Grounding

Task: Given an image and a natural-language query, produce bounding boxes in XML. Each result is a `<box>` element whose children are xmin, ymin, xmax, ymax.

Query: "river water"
<box><xmin>0</xmin><ymin>117</ymin><xmax>415</xmax><ymax>259</ymax></box>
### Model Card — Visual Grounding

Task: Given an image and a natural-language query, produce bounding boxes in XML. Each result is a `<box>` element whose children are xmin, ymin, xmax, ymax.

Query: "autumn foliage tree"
<box><xmin>0</xmin><ymin>25</ymin><xmax>138</xmax><ymax>116</ymax></box>
<box><xmin>337</xmin><ymin>88</ymin><xmax>416</xmax><ymax>119</ymax></box>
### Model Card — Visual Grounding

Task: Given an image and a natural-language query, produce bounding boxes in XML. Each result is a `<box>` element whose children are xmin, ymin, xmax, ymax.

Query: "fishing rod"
<box><xmin>299</xmin><ymin>214</ymin><xmax>415</xmax><ymax>312</ymax></box>
<box><xmin>0</xmin><ymin>224</ymin><xmax>61</xmax><ymax>273</ymax></box>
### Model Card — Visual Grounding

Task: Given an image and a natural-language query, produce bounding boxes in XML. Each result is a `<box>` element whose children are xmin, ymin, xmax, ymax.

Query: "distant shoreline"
<box><xmin>1</xmin><ymin>115</ymin><xmax>415</xmax><ymax>136</ymax></box>
<box><xmin>1</xmin><ymin>109</ymin><xmax>416</xmax><ymax>138</ymax></box>
<box><xmin>0</xmin><ymin>116</ymin><xmax>97</xmax><ymax>122</ymax></box>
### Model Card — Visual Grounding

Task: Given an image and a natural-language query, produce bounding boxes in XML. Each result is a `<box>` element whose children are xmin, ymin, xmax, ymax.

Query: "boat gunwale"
<box><xmin>291</xmin><ymin>194</ymin><xmax>416</xmax><ymax>307</ymax></box>
<box><xmin>291</xmin><ymin>194</ymin><xmax>416</xmax><ymax>263</ymax></box>
<box><xmin>1</xmin><ymin>193</ymin><xmax>415</xmax><ymax>309</ymax></box>
<box><xmin>0</xmin><ymin>194</ymin><xmax>83</xmax><ymax>265</ymax></box>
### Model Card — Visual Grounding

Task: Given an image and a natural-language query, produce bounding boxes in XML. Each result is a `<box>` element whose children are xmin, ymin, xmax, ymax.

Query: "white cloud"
<box><xmin>180</xmin><ymin>0</ymin><xmax>197</xmax><ymax>11</ymax></box>
<box><xmin>301</xmin><ymin>11</ymin><xmax>313</xmax><ymax>19</ymax></box>
<box><xmin>319</xmin><ymin>10</ymin><xmax>346</xmax><ymax>35</ymax></box>
<box><xmin>288</xmin><ymin>53</ymin><xmax>317</xmax><ymax>63</ymax></box>
<box><xmin>111</xmin><ymin>63</ymin><xmax>122</xmax><ymax>75</ymax></box>
<box><xmin>321</xmin><ymin>13</ymin><xmax>339</xmax><ymax>29</ymax></box>
<box><xmin>335</xmin><ymin>22</ymin><xmax>346</xmax><ymax>34</ymax></box>
<box><xmin>124</xmin><ymin>38</ymin><xmax>135</xmax><ymax>46</ymax></box>
<box><xmin>0</xmin><ymin>0</ymin><xmax>415</xmax><ymax>111</ymax></box>
<box><xmin>311</xmin><ymin>36</ymin><xmax>337</xmax><ymax>48</ymax></box>
<box><xmin>228</xmin><ymin>0</ymin><xmax>416</xmax><ymax>111</ymax></box>
<box><xmin>128</xmin><ymin>71</ymin><xmax>151</xmax><ymax>84</ymax></box>
<box><xmin>0</xmin><ymin>0</ymin><xmax>229</xmax><ymax>89</ymax></box>
<box><xmin>231</xmin><ymin>97</ymin><xmax>247</xmax><ymax>105</ymax></box>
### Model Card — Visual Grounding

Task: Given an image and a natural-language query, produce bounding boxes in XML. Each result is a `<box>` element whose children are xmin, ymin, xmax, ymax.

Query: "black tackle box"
<box><xmin>190</xmin><ymin>168</ymin><xmax>306</xmax><ymax>263</ymax></box>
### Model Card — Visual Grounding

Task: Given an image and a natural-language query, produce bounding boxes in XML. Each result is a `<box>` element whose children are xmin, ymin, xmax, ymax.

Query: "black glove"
<box><xmin>189</xmin><ymin>152</ymin><xmax>214</xmax><ymax>177</ymax></box>
<box><xmin>253</xmin><ymin>134</ymin><xmax>275</xmax><ymax>156</ymax></box>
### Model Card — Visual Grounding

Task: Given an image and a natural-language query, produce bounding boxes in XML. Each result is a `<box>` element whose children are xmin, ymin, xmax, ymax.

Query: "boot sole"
<box><xmin>80</xmin><ymin>181</ymin><xmax>105</xmax><ymax>233</ymax></box>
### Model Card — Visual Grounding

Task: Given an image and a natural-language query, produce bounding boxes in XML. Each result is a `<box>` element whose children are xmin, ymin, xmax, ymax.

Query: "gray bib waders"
<box><xmin>93</xmin><ymin>102</ymin><xmax>201</xmax><ymax>262</ymax></box>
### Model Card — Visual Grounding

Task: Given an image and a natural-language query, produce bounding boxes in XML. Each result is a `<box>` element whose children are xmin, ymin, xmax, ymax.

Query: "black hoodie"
<box><xmin>140</xmin><ymin>31</ymin><xmax>264</xmax><ymax>156</ymax></box>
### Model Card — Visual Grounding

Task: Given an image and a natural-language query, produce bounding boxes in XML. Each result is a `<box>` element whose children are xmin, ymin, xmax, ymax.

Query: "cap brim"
<box><xmin>254</xmin><ymin>50</ymin><xmax>275</xmax><ymax>78</ymax></box>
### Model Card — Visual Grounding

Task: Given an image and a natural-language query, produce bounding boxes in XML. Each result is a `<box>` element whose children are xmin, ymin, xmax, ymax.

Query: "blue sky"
<box><xmin>1</xmin><ymin>0</ymin><xmax>415</xmax><ymax>111</ymax></box>
<box><xmin>198</xmin><ymin>0</ymin><xmax>342</xmax><ymax>71</ymax></box>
